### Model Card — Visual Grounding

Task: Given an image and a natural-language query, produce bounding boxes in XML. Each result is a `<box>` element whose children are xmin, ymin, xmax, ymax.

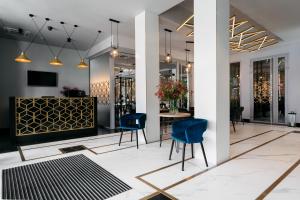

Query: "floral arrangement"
<box><xmin>155</xmin><ymin>80</ymin><xmax>187</xmax><ymax>101</ymax></box>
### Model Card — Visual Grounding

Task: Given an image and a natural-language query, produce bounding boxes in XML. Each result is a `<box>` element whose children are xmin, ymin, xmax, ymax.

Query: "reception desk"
<box><xmin>9</xmin><ymin>97</ymin><xmax>97</xmax><ymax>145</ymax></box>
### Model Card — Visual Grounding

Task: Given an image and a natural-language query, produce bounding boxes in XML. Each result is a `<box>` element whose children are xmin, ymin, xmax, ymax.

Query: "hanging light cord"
<box><xmin>32</xmin><ymin>18</ymin><xmax>55</xmax><ymax>56</ymax></box>
<box><xmin>185</xmin><ymin>42</ymin><xmax>188</xmax><ymax>64</ymax></box>
<box><xmin>164</xmin><ymin>30</ymin><xmax>167</xmax><ymax>55</ymax></box>
<box><xmin>61</xmin><ymin>23</ymin><xmax>82</xmax><ymax>59</ymax></box>
<box><xmin>25</xmin><ymin>16</ymin><xmax>49</xmax><ymax>53</ymax></box>
<box><xmin>110</xmin><ymin>21</ymin><xmax>113</xmax><ymax>48</ymax></box>
<box><xmin>85</xmin><ymin>30</ymin><xmax>101</xmax><ymax>58</ymax></box>
<box><xmin>57</xmin><ymin>25</ymin><xmax>76</xmax><ymax>57</ymax></box>
<box><xmin>169</xmin><ymin>31</ymin><xmax>172</xmax><ymax>55</ymax></box>
<box><xmin>117</xmin><ymin>22</ymin><xmax>119</xmax><ymax>48</ymax></box>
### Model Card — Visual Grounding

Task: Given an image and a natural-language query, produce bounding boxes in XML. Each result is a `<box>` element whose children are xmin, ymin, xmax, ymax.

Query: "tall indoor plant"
<box><xmin>155</xmin><ymin>80</ymin><xmax>187</xmax><ymax>113</ymax></box>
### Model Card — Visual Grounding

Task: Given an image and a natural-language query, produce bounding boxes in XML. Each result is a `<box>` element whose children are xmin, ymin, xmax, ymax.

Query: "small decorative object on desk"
<box><xmin>61</xmin><ymin>86</ymin><xmax>86</xmax><ymax>97</ymax></box>
<box><xmin>155</xmin><ymin>80</ymin><xmax>187</xmax><ymax>114</ymax></box>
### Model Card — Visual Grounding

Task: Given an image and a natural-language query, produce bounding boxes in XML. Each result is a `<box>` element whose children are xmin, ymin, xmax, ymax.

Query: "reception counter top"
<box><xmin>9</xmin><ymin>97</ymin><xmax>97</xmax><ymax>145</ymax></box>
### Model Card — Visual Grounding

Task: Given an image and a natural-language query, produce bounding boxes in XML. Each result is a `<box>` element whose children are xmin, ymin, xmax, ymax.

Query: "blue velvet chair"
<box><xmin>169</xmin><ymin>118</ymin><xmax>208</xmax><ymax>171</ymax></box>
<box><xmin>119</xmin><ymin>113</ymin><xmax>147</xmax><ymax>149</ymax></box>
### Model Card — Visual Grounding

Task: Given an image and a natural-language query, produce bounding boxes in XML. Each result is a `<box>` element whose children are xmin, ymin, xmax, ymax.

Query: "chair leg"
<box><xmin>131</xmin><ymin>131</ymin><xmax>133</xmax><ymax>142</ymax></box>
<box><xmin>182</xmin><ymin>143</ymin><xmax>186</xmax><ymax>171</ymax></box>
<box><xmin>119</xmin><ymin>130</ymin><xmax>123</xmax><ymax>146</ymax></box>
<box><xmin>142</xmin><ymin>129</ymin><xmax>148</xmax><ymax>144</ymax></box>
<box><xmin>191</xmin><ymin>143</ymin><xmax>194</xmax><ymax>158</ymax></box>
<box><xmin>169</xmin><ymin>140</ymin><xmax>175</xmax><ymax>160</ymax></box>
<box><xmin>136</xmin><ymin>130</ymin><xmax>139</xmax><ymax>149</ymax></box>
<box><xmin>232</xmin><ymin>120</ymin><xmax>236</xmax><ymax>132</ymax></box>
<box><xmin>200</xmin><ymin>142</ymin><xmax>208</xmax><ymax>167</ymax></box>
<box><xmin>160</xmin><ymin>134</ymin><xmax>162</xmax><ymax>147</ymax></box>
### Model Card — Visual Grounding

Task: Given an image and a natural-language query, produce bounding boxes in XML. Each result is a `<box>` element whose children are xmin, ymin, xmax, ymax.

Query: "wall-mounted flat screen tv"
<box><xmin>27</xmin><ymin>70</ymin><xmax>58</xmax><ymax>87</ymax></box>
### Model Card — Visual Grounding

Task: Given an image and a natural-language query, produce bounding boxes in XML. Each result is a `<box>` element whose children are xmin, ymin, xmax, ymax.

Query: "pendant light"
<box><xmin>15</xmin><ymin>14</ymin><xmax>49</xmax><ymax>63</ymax></box>
<box><xmin>78</xmin><ymin>30</ymin><xmax>102</xmax><ymax>69</ymax></box>
<box><xmin>49</xmin><ymin>22</ymin><xmax>77</xmax><ymax>67</ymax></box>
<box><xmin>185</xmin><ymin>41</ymin><xmax>194</xmax><ymax>71</ymax></box>
<box><xmin>29</xmin><ymin>16</ymin><xmax>61</xmax><ymax>66</ymax></box>
<box><xmin>109</xmin><ymin>18</ymin><xmax>120</xmax><ymax>59</ymax></box>
<box><xmin>164</xmin><ymin>28</ymin><xmax>173</xmax><ymax>63</ymax></box>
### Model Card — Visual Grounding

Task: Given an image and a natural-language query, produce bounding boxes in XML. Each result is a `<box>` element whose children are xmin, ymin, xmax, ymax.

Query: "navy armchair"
<box><xmin>119</xmin><ymin>113</ymin><xmax>147</xmax><ymax>149</ymax></box>
<box><xmin>169</xmin><ymin>118</ymin><xmax>208</xmax><ymax>171</ymax></box>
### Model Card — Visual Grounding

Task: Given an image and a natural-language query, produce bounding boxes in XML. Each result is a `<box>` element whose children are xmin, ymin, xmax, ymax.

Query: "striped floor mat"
<box><xmin>2</xmin><ymin>154</ymin><xmax>131</xmax><ymax>200</ymax></box>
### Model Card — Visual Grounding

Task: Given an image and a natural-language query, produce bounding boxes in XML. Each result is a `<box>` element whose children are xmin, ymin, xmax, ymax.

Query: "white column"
<box><xmin>135</xmin><ymin>11</ymin><xmax>160</xmax><ymax>142</ymax></box>
<box><xmin>194</xmin><ymin>0</ymin><xmax>230</xmax><ymax>165</ymax></box>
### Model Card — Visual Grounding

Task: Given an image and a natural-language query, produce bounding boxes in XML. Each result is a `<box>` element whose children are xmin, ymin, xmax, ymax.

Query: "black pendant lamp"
<box><xmin>109</xmin><ymin>18</ymin><xmax>120</xmax><ymax>59</ymax></box>
<box><xmin>78</xmin><ymin>30</ymin><xmax>102</xmax><ymax>69</ymax></box>
<box><xmin>185</xmin><ymin>41</ymin><xmax>194</xmax><ymax>71</ymax></box>
<box><xmin>49</xmin><ymin>22</ymin><xmax>78</xmax><ymax>67</ymax></box>
<box><xmin>164</xmin><ymin>28</ymin><xmax>173</xmax><ymax>63</ymax></box>
<box><xmin>15</xmin><ymin>14</ymin><xmax>49</xmax><ymax>63</ymax></box>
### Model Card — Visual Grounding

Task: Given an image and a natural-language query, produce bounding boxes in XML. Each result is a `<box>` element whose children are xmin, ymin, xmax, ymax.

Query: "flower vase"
<box><xmin>169</xmin><ymin>99</ymin><xmax>179</xmax><ymax>114</ymax></box>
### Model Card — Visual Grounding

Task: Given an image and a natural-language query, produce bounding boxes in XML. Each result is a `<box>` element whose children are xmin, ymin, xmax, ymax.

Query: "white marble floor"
<box><xmin>0</xmin><ymin>123</ymin><xmax>299</xmax><ymax>200</ymax></box>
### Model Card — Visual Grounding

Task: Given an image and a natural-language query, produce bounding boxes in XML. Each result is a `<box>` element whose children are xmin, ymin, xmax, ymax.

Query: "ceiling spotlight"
<box><xmin>49</xmin><ymin>56</ymin><xmax>63</xmax><ymax>66</ymax></box>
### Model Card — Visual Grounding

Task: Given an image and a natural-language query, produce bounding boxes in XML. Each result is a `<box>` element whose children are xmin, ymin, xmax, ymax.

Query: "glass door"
<box><xmin>252</xmin><ymin>59</ymin><xmax>272</xmax><ymax>122</ymax></box>
<box><xmin>251</xmin><ymin>55</ymin><xmax>287</xmax><ymax>124</ymax></box>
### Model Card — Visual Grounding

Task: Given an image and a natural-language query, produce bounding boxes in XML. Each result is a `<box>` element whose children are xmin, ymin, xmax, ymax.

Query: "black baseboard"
<box><xmin>11</xmin><ymin>129</ymin><xmax>97</xmax><ymax>146</ymax></box>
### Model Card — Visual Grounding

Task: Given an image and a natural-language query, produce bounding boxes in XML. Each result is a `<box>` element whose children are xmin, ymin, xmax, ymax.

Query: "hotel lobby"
<box><xmin>1</xmin><ymin>0</ymin><xmax>300</xmax><ymax>199</ymax></box>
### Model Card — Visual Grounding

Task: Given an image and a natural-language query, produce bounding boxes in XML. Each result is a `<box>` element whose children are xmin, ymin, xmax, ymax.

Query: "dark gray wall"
<box><xmin>0</xmin><ymin>38</ymin><xmax>89</xmax><ymax>128</ymax></box>
<box><xmin>90</xmin><ymin>53</ymin><xmax>111</xmax><ymax>128</ymax></box>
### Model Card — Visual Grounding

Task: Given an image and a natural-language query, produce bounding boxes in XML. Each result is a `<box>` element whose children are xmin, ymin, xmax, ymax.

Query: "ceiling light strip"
<box><xmin>258</xmin><ymin>36</ymin><xmax>268</xmax><ymax>50</ymax></box>
<box><xmin>176</xmin><ymin>15</ymin><xmax>194</xmax><ymax>31</ymax></box>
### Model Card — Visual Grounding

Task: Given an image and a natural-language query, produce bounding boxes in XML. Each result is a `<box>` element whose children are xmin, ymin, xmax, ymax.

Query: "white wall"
<box><xmin>230</xmin><ymin>41</ymin><xmax>300</xmax><ymax>123</ymax></box>
<box><xmin>0</xmin><ymin>37</ymin><xmax>89</xmax><ymax>128</ymax></box>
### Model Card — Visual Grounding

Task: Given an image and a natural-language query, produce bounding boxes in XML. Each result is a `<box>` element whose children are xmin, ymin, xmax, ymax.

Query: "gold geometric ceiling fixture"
<box><xmin>176</xmin><ymin>14</ymin><xmax>279</xmax><ymax>52</ymax></box>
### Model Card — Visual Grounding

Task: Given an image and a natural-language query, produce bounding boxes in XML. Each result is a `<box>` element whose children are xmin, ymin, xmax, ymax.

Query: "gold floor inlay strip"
<box><xmin>230</xmin><ymin>130</ymin><xmax>274</xmax><ymax>145</ymax></box>
<box><xmin>138</xmin><ymin>131</ymin><xmax>294</xmax><ymax>199</ymax></box>
<box><xmin>136</xmin><ymin>158</ymin><xmax>193</xmax><ymax>178</ymax></box>
<box><xmin>21</xmin><ymin>132</ymin><xmax>130</xmax><ymax>151</ymax></box>
<box><xmin>137</xmin><ymin>177</ymin><xmax>178</xmax><ymax>200</ymax></box>
<box><xmin>137</xmin><ymin>129</ymin><xmax>278</xmax><ymax>180</ymax></box>
<box><xmin>256</xmin><ymin>158</ymin><xmax>300</xmax><ymax>200</ymax></box>
<box><xmin>162</xmin><ymin>131</ymin><xmax>292</xmax><ymax>191</ymax></box>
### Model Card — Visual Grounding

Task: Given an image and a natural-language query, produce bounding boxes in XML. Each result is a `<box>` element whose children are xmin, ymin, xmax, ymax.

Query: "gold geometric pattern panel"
<box><xmin>15</xmin><ymin>97</ymin><xmax>95</xmax><ymax>136</ymax></box>
<box><xmin>90</xmin><ymin>81</ymin><xmax>110</xmax><ymax>104</ymax></box>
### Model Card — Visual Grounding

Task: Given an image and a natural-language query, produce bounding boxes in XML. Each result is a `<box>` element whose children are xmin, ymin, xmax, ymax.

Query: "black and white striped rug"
<box><xmin>2</xmin><ymin>154</ymin><xmax>131</xmax><ymax>200</ymax></box>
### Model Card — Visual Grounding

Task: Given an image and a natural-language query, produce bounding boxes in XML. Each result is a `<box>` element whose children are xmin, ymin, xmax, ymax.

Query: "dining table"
<box><xmin>159</xmin><ymin>112</ymin><xmax>191</xmax><ymax>151</ymax></box>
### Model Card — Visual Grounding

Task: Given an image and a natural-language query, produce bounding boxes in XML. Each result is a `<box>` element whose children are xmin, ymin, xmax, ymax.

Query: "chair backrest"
<box><xmin>186</xmin><ymin>118</ymin><xmax>208</xmax><ymax>143</ymax></box>
<box><xmin>136</xmin><ymin>113</ymin><xmax>146</xmax><ymax>129</ymax></box>
<box><xmin>120</xmin><ymin>113</ymin><xmax>146</xmax><ymax>129</ymax></box>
